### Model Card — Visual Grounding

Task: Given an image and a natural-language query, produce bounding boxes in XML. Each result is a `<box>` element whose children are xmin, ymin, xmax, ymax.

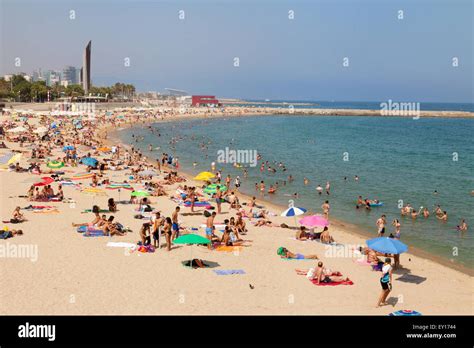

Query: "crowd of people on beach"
<box><xmin>0</xmin><ymin>106</ymin><xmax>469</xmax><ymax>310</ymax></box>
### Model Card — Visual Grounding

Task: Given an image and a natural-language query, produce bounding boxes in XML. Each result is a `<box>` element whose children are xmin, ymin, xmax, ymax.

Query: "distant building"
<box><xmin>62</xmin><ymin>66</ymin><xmax>80</xmax><ymax>85</ymax></box>
<box><xmin>191</xmin><ymin>95</ymin><xmax>221</xmax><ymax>107</ymax></box>
<box><xmin>43</xmin><ymin>70</ymin><xmax>61</xmax><ymax>86</ymax></box>
<box><xmin>3</xmin><ymin>75</ymin><xmax>13</xmax><ymax>81</ymax></box>
<box><xmin>82</xmin><ymin>41</ymin><xmax>91</xmax><ymax>94</ymax></box>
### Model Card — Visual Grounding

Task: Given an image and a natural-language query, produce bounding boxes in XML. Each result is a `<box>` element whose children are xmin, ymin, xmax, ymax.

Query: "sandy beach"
<box><xmin>0</xmin><ymin>106</ymin><xmax>472</xmax><ymax>316</ymax></box>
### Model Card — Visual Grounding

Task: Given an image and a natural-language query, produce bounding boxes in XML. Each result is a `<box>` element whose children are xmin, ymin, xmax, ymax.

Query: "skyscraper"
<box><xmin>82</xmin><ymin>40</ymin><xmax>91</xmax><ymax>94</ymax></box>
<box><xmin>62</xmin><ymin>66</ymin><xmax>79</xmax><ymax>84</ymax></box>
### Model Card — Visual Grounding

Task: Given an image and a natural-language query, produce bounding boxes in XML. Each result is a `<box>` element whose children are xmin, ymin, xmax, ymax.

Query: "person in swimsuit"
<box><xmin>277</xmin><ymin>247</ymin><xmax>318</xmax><ymax>259</ymax></box>
<box><xmin>321</xmin><ymin>201</ymin><xmax>330</xmax><ymax>219</ymax></box>
<box><xmin>376</xmin><ymin>258</ymin><xmax>393</xmax><ymax>307</ymax></box>
<box><xmin>205</xmin><ymin>212</ymin><xmax>216</xmax><ymax>250</ymax></box>
<box><xmin>312</xmin><ymin>261</ymin><xmax>346</xmax><ymax>283</ymax></box>
<box><xmin>215</xmin><ymin>186</ymin><xmax>222</xmax><ymax>214</ymax></box>
<box><xmin>163</xmin><ymin>217</ymin><xmax>172</xmax><ymax>251</ymax></box>
<box><xmin>376</xmin><ymin>215</ymin><xmax>386</xmax><ymax>236</ymax></box>
<box><xmin>153</xmin><ymin>212</ymin><xmax>164</xmax><ymax>248</ymax></box>
<box><xmin>392</xmin><ymin>219</ymin><xmax>401</xmax><ymax>239</ymax></box>
<box><xmin>72</xmin><ymin>205</ymin><xmax>101</xmax><ymax>227</ymax></box>
<box><xmin>171</xmin><ymin>206</ymin><xmax>180</xmax><ymax>240</ymax></box>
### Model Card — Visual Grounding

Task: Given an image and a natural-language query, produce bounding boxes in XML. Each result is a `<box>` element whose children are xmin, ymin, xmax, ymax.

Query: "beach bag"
<box><xmin>203</xmin><ymin>210</ymin><xmax>211</xmax><ymax>217</ymax></box>
<box><xmin>280</xmin><ymin>223</ymin><xmax>289</xmax><ymax>228</ymax></box>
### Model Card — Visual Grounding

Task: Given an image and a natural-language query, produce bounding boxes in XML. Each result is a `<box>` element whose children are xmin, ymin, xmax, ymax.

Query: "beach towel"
<box><xmin>33</xmin><ymin>209</ymin><xmax>59</xmax><ymax>214</ymax></box>
<box><xmin>310</xmin><ymin>279</ymin><xmax>354</xmax><ymax>286</ymax></box>
<box><xmin>106</xmin><ymin>242</ymin><xmax>136</xmax><ymax>248</ymax></box>
<box><xmin>213</xmin><ymin>269</ymin><xmax>246</xmax><ymax>275</ymax></box>
<box><xmin>183</xmin><ymin>201</ymin><xmax>212</xmax><ymax>208</ymax></box>
<box><xmin>83</xmin><ymin>230</ymin><xmax>106</xmax><ymax>237</ymax></box>
<box><xmin>281</xmin><ymin>258</ymin><xmax>314</xmax><ymax>261</ymax></box>
<box><xmin>316</xmin><ymin>240</ymin><xmax>345</xmax><ymax>247</ymax></box>
<box><xmin>214</xmin><ymin>245</ymin><xmax>243</xmax><ymax>252</ymax></box>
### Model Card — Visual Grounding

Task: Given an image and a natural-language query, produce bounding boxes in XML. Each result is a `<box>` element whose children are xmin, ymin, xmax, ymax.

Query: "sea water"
<box><xmin>118</xmin><ymin>115</ymin><xmax>474</xmax><ymax>269</ymax></box>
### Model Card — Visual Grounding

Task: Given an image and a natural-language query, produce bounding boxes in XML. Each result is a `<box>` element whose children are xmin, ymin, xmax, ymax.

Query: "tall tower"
<box><xmin>82</xmin><ymin>40</ymin><xmax>91</xmax><ymax>94</ymax></box>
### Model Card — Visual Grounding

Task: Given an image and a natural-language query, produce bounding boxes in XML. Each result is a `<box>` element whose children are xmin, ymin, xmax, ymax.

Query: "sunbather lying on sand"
<box><xmin>72</xmin><ymin>205</ymin><xmax>101</xmax><ymax>227</ymax></box>
<box><xmin>0</xmin><ymin>229</ymin><xmax>23</xmax><ymax>239</ymax></box>
<box><xmin>277</xmin><ymin>246</ymin><xmax>318</xmax><ymax>259</ymax></box>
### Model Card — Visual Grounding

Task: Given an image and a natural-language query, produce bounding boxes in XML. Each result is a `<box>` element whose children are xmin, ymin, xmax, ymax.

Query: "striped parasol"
<box><xmin>389</xmin><ymin>310</ymin><xmax>422</xmax><ymax>316</ymax></box>
<box><xmin>281</xmin><ymin>200</ymin><xmax>307</xmax><ymax>217</ymax></box>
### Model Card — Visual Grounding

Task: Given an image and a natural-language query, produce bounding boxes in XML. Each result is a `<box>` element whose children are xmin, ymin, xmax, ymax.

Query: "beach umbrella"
<box><xmin>131</xmin><ymin>190</ymin><xmax>150</xmax><ymax>197</ymax></box>
<box><xmin>63</xmin><ymin>145</ymin><xmax>75</xmax><ymax>151</ymax></box>
<box><xmin>80</xmin><ymin>157</ymin><xmax>98</xmax><ymax>167</ymax></box>
<box><xmin>173</xmin><ymin>234</ymin><xmax>211</xmax><ymax>269</ymax></box>
<box><xmin>0</xmin><ymin>152</ymin><xmax>14</xmax><ymax>165</ymax></box>
<box><xmin>138</xmin><ymin>169</ymin><xmax>158</xmax><ymax>176</ymax></box>
<box><xmin>281</xmin><ymin>200</ymin><xmax>307</xmax><ymax>227</ymax></box>
<box><xmin>71</xmin><ymin>172</ymin><xmax>95</xmax><ymax>181</ymax></box>
<box><xmin>298</xmin><ymin>215</ymin><xmax>329</xmax><ymax>227</ymax></box>
<box><xmin>389</xmin><ymin>310</ymin><xmax>422</xmax><ymax>316</ymax></box>
<box><xmin>367</xmin><ymin>237</ymin><xmax>408</xmax><ymax>255</ymax></box>
<box><xmin>281</xmin><ymin>201</ymin><xmax>307</xmax><ymax>217</ymax></box>
<box><xmin>47</xmin><ymin>160</ymin><xmax>64</xmax><ymax>169</ymax></box>
<box><xmin>203</xmin><ymin>184</ymin><xmax>227</xmax><ymax>195</ymax></box>
<box><xmin>33</xmin><ymin>176</ymin><xmax>54</xmax><ymax>187</ymax></box>
<box><xmin>194</xmin><ymin>171</ymin><xmax>215</xmax><ymax>181</ymax></box>
<box><xmin>6</xmin><ymin>153</ymin><xmax>22</xmax><ymax>165</ymax></box>
<box><xmin>82</xmin><ymin>187</ymin><xmax>108</xmax><ymax>205</ymax></box>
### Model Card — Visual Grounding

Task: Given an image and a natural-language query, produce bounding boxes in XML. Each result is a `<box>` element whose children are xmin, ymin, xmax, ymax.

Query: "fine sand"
<box><xmin>0</xmin><ymin>110</ymin><xmax>472</xmax><ymax>315</ymax></box>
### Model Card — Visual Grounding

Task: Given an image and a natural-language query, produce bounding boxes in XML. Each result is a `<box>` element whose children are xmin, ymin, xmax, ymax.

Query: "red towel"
<box><xmin>311</xmin><ymin>279</ymin><xmax>354</xmax><ymax>286</ymax></box>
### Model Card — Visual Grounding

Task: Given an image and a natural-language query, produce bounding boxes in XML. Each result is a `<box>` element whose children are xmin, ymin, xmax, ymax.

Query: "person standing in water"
<box><xmin>321</xmin><ymin>201</ymin><xmax>330</xmax><ymax>219</ymax></box>
<box><xmin>325</xmin><ymin>181</ymin><xmax>331</xmax><ymax>195</ymax></box>
<box><xmin>376</xmin><ymin>215</ymin><xmax>386</xmax><ymax>236</ymax></box>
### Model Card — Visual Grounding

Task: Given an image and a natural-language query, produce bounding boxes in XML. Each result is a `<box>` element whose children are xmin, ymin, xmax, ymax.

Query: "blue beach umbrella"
<box><xmin>367</xmin><ymin>237</ymin><xmax>408</xmax><ymax>254</ymax></box>
<box><xmin>0</xmin><ymin>152</ymin><xmax>14</xmax><ymax>165</ymax></box>
<box><xmin>63</xmin><ymin>145</ymin><xmax>75</xmax><ymax>151</ymax></box>
<box><xmin>389</xmin><ymin>310</ymin><xmax>422</xmax><ymax>316</ymax></box>
<box><xmin>281</xmin><ymin>201</ymin><xmax>307</xmax><ymax>217</ymax></box>
<box><xmin>80</xmin><ymin>157</ymin><xmax>98</xmax><ymax>167</ymax></box>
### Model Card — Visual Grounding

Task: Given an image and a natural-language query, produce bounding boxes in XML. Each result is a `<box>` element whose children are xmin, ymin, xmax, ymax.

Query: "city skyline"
<box><xmin>1</xmin><ymin>0</ymin><xmax>472</xmax><ymax>102</ymax></box>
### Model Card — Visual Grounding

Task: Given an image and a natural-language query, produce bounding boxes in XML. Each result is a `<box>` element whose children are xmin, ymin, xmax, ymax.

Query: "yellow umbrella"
<box><xmin>81</xmin><ymin>187</ymin><xmax>108</xmax><ymax>196</ymax></box>
<box><xmin>7</xmin><ymin>153</ymin><xmax>22</xmax><ymax>165</ymax></box>
<box><xmin>194</xmin><ymin>171</ymin><xmax>215</xmax><ymax>181</ymax></box>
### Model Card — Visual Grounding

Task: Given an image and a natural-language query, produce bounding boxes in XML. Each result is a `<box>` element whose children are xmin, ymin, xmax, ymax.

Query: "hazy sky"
<box><xmin>1</xmin><ymin>0</ymin><xmax>472</xmax><ymax>102</ymax></box>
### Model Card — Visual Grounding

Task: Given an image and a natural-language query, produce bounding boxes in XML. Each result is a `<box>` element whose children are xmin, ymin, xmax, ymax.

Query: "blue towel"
<box><xmin>214</xmin><ymin>269</ymin><xmax>246</xmax><ymax>275</ymax></box>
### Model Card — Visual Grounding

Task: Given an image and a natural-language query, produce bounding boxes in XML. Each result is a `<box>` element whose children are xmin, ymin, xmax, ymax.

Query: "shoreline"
<box><xmin>5</xmin><ymin>101</ymin><xmax>474</xmax><ymax>118</ymax></box>
<box><xmin>104</xmin><ymin>116</ymin><xmax>473</xmax><ymax>277</ymax></box>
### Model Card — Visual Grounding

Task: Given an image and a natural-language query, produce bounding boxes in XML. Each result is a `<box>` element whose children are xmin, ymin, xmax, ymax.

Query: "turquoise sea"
<box><xmin>118</xmin><ymin>115</ymin><xmax>474</xmax><ymax>269</ymax></box>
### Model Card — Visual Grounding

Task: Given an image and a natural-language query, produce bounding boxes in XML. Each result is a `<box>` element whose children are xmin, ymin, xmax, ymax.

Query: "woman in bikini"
<box><xmin>277</xmin><ymin>247</ymin><xmax>318</xmax><ymax>260</ymax></box>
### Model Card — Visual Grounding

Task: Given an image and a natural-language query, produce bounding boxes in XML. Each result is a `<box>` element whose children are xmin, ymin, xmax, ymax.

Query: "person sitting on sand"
<box><xmin>11</xmin><ymin>207</ymin><xmax>25</xmax><ymax>223</ymax></box>
<box><xmin>27</xmin><ymin>185</ymin><xmax>35</xmax><ymax>201</ymax></box>
<box><xmin>277</xmin><ymin>246</ymin><xmax>318</xmax><ymax>260</ymax></box>
<box><xmin>103</xmin><ymin>216</ymin><xmax>124</xmax><ymax>236</ymax></box>
<box><xmin>228</xmin><ymin>217</ymin><xmax>242</xmax><ymax>241</ymax></box>
<box><xmin>0</xmin><ymin>228</ymin><xmax>23</xmax><ymax>239</ymax></box>
<box><xmin>312</xmin><ymin>261</ymin><xmax>348</xmax><ymax>284</ymax></box>
<box><xmin>56</xmin><ymin>185</ymin><xmax>64</xmax><ymax>201</ymax></box>
<box><xmin>235</xmin><ymin>212</ymin><xmax>247</xmax><ymax>235</ymax></box>
<box><xmin>320</xmin><ymin>226</ymin><xmax>334</xmax><ymax>244</ymax></box>
<box><xmin>108</xmin><ymin>198</ymin><xmax>117</xmax><ymax>213</ymax></box>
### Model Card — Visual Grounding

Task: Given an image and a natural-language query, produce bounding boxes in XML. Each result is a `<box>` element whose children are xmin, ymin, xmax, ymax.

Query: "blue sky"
<box><xmin>0</xmin><ymin>0</ymin><xmax>472</xmax><ymax>102</ymax></box>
